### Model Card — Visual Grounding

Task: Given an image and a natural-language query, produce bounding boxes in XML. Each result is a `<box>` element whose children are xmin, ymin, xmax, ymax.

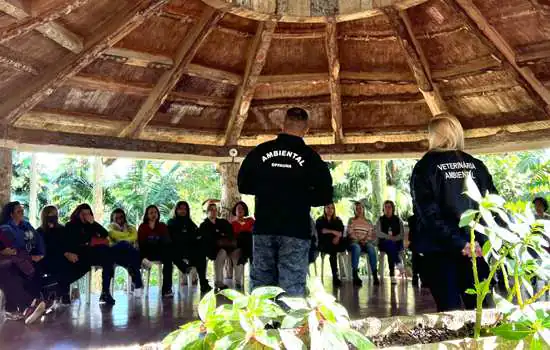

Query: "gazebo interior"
<box><xmin>1</xmin><ymin>0</ymin><xmax>549</xmax><ymax>160</ymax></box>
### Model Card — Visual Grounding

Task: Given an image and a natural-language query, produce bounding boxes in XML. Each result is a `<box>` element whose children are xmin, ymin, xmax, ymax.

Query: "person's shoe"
<box><xmin>352</xmin><ymin>270</ymin><xmax>363</xmax><ymax>287</ymax></box>
<box><xmin>391</xmin><ymin>276</ymin><xmax>398</xmax><ymax>285</ymax></box>
<box><xmin>61</xmin><ymin>294</ymin><xmax>72</xmax><ymax>305</ymax></box>
<box><xmin>134</xmin><ymin>288</ymin><xmax>143</xmax><ymax>298</ymax></box>
<box><xmin>5</xmin><ymin>311</ymin><xmax>25</xmax><ymax>321</ymax></box>
<box><xmin>373</xmin><ymin>277</ymin><xmax>380</xmax><ymax>286</ymax></box>
<box><xmin>332</xmin><ymin>277</ymin><xmax>342</xmax><ymax>287</ymax></box>
<box><xmin>99</xmin><ymin>293</ymin><xmax>116</xmax><ymax>305</ymax></box>
<box><xmin>25</xmin><ymin>301</ymin><xmax>46</xmax><ymax>325</ymax></box>
<box><xmin>141</xmin><ymin>258</ymin><xmax>153</xmax><ymax>270</ymax></box>
<box><xmin>162</xmin><ymin>290</ymin><xmax>174</xmax><ymax>298</ymax></box>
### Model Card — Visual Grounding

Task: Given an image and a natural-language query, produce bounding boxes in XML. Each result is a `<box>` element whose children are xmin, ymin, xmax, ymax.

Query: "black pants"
<box><xmin>421</xmin><ymin>252</ymin><xmax>494</xmax><ymax>311</ymax></box>
<box><xmin>318</xmin><ymin>235</ymin><xmax>346</xmax><ymax>278</ymax></box>
<box><xmin>237</xmin><ymin>233</ymin><xmax>253</xmax><ymax>264</ymax></box>
<box><xmin>181</xmin><ymin>252</ymin><xmax>208</xmax><ymax>284</ymax></box>
<box><xmin>411</xmin><ymin>251</ymin><xmax>423</xmax><ymax>284</ymax></box>
<box><xmin>80</xmin><ymin>246</ymin><xmax>115</xmax><ymax>294</ymax></box>
<box><xmin>0</xmin><ymin>260</ymin><xmax>34</xmax><ymax>312</ymax></box>
<box><xmin>111</xmin><ymin>241</ymin><xmax>143</xmax><ymax>289</ymax></box>
<box><xmin>43</xmin><ymin>254</ymin><xmax>90</xmax><ymax>297</ymax></box>
<box><xmin>141</xmin><ymin>241</ymin><xmax>188</xmax><ymax>293</ymax></box>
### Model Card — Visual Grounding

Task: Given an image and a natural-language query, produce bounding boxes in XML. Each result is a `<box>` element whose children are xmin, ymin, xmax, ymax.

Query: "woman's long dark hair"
<box><xmin>323</xmin><ymin>203</ymin><xmax>337</xmax><ymax>221</ymax></box>
<box><xmin>110</xmin><ymin>208</ymin><xmax>127</xmax><ymax>225</ymax></box>
<box><xmin>1</xmin><ymin>201</ymin><xmax>21</xmax><ymax>225</ymax></box>
<box><xmin>383</xmin><ymin>200</ymin><xmax>396</xmax><ymax>216</ymax></box>
<box><xmin>231</xmin><ymin>201</ymin><xmax>249</xmax><ymax>217</ymax></box>
<box><xmin>173</xmin><ymin>201</ymin><xmax>191</xmax><ymax>219</ymax></box>
<box><xmin>40</xmin><ymin>205</ymin><xmax>59</xmax><ymax>231</ymax></box>
<box><xmin>143</xmin><ymin>205</ymin><xmax>161</xmax><ymax>225</ymax></box>
<box><xmin>70</xmin><ymin>203</ymin><xmax>93</xmax><ymax>223</ymax></box>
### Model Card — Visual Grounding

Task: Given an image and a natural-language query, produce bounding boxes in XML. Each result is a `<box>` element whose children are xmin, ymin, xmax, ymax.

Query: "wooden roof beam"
<box><xmin>431</xmin><ymin>55</ymin><xmax>502</xmax><ymax>80</ymax></box>
<box><xmin>0</xmin><ymin>0</ymin><xmax>90</xmax><ymax>46</ymax></box>
<box><xmin>119</xmin><ymin>7</ymin><xmax>224</xmax><ymax>138</ymax></box>
<box><xmin>325</xmin><ymin>18</ymin><xmax>344</xmax><ymax>144</ymax></box>
<box><xmin>0</xmin><ymin>44</ymin><xmax>38</xmax><ymax>74</ymax></box>
<box><xmin>223</xmin><ymin>20</ymin><xmax>277</xmax><ymax>146</ymax></box>
<box><xmin>384</xmin><ymin>7</ymin><xmax>447</xmax><ymax>116</ymax></box>
<box><xmin>516</xmin><ymin>41</ymin><xmax>550</xmax><ymax>66</ymax></box>
<box><xmin>0</xmin><ymin>0</ymin><xmax>84</xmax><ymax>53</ymax></box>
<box><xmin>0</xmin><ymin>0</ymin><xmax>169</xmax><ymax>125</ymax></box>
<box><xmin>450</xmin><ymin>0</ymin><xmax>550</xmax><ymax>114</ymax></box>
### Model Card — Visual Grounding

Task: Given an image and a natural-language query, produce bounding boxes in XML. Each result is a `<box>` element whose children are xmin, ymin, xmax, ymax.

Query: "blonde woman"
<box><xmin>410</xmin><ymin>113</ymin><xmax>496</xmax><ymax>312</ymax></box>
<box><xmin>346</xmin><ymin>201</ymin><xmax>379</xmax><ymax>287</ymax></box>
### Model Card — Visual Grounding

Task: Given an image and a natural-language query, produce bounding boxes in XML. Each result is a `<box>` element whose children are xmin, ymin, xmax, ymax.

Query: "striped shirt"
<box><xmin>347</xmin><ymin>218</ymin><xmax>376</xmax><ymax>243</ymax></box>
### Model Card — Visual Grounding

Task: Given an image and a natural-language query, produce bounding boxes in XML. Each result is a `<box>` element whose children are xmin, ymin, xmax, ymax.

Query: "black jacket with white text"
<box><xmin>238</xmin><ymin>133</ymin><xmax>333</xmax><ymax>240</ymax></box>
<box><xmin>410</xmin><ymin>150</ymin><xmax>497</xmax><ymax>254</ymax></box>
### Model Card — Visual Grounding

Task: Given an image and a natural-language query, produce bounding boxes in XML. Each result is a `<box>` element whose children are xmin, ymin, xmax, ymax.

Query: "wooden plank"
<box><xmin>0</xmin><ymin>0</ymin><xmax>84</xmax><ymax>52</ymax></box>
<box><xmin>223</xmin><ymin>20</ymin><xmax>277</xmax><ymax>146</ymax></box>
<box><xmin>252</xmin><ymin>93</ymin><xmax>424</xmax><ymax>108</ymax></box>
<box><xmin>0</xmin><ymin>44</ymin><xmax>38</xmax><ymax>74</ymax></box>
<box><xmin>399</xmin><ymin>9</ymin><xmax>447</xmax><ymax>115</ymax></box>
<box><xmin>431</xmin><ymin>55</ymin><xmax>502</xmax><ymax>80</ymax></box>
<box><xmin>0</xmin><ymin>0</ymin><xmax>90</xmax><ymax>45</ymax></box>
<box><xmin>325</xmin><ymin>17</ymin><xmax>344</xmax><ymax>143</ymax></box>
<box><xmin>0</xmin><ymin>0</ymin><xmax>170</xmax><ymax>124</ymax></box>
<box><xmin>257</xmin><ymin>73</ymin><xmax>328</xmax><ymax>84</ymax></box>
<box><xmin>119</xmin><ymin>7</ymin><xmax>224</xmax><ymax>138</ymax></box>
<box><xmin>516</xmin><ymin>41</ymin><xmax>550</xmax><ymax>66</ymax></box>
<box><xmin>451</xmin><ymin>0</ymin><xmax>550</xmax><ymax>114</ymax></box>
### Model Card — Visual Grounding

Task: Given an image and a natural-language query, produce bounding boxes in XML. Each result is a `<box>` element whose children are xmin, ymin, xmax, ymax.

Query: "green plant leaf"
<box><xmin>254</xmin><ymin>300</ymin><xmax>287</xmax><ymax>318</ymax></box>
<box><xmin>220</xmin><ymin>289</ymin><xmax>246</xmax><ymax>301</ymax></box>
<box><xmin>494</xmin><ymin>293</ymin><xmax>516</xmax><ymax>315</ymax></box>
<box><xmin>198</xmin><ymin>290</ymin><xmax>217</xmax><ymax>322</ymax></box>
<box><xmin>279</xmin><ymin>297</ymin><xmax>309</xmax><ymax>311</ymax></box>
<box><xmin>184</xmin><ymin>338</ymin><xmax>206</xmax><ymax>350</ymax></box>
<box><xmin>163</xmin><ymin>320</ymin><xmax>201</xmax><ymax>349</ymax></box>
<box><xmin>214</xmin><ymin>332</ymin><xmax>246</xmax><ymax>350</ymax></box>
<box><xmin>529</xmin><ymin>333</ymin><xmax>543</xmax><ymax>350</ymax></box>
<box><xmin>459</xmin><ymin>209</ymin><xmax>478</xmax><ymax>228</ymax></box>
<box><xmin>482</xmin><ymin>240</ymin><xmax>492</xmax><ymax>257</ymax></box>
<box><xmin>281</xmin><ymin>311</ymin><xmax>307</xmax><ymax>329</ymax></box>
<box><xmin>319</xmin><ymin>304</ymin><xmax>337</xmax><ymax>323</ymax></box>
<box><xmin>234</xmin><ymin>296</ymin><xmax>250</xmax><ymax>309</ymax></box>
<box><xmin>308</xmin><ymin>310</ymin><xmax>322</xmax><ymax>350</ymax></box>
<box><xmin>465</xmin><ymin>288</ymin><xmax>477</xmax><ymax>295</ymax></box>
<box><xmin>162</xmin><ymin>329</ymin><xmax>183</xmax><ymax>347</ymax></box>
<box><xmin>251</xmin><ymin>286</ymin><xmax>285</xmax><ymax>299</ymax></box>
<box><xmin>340</xmin><ymin>327</ymin><xmax>376</xmax><ymax>349</ymax></box>
<box><xmin>321</xmin><ymin>323</ymin><xmax>348</xmax><ymax>349</ymax></box>
<box><xmin>492</xmin><ymin>323</ymin><xmax>534</xmax><ymax>340</ymax></box>
<box><xmin>254</xmin><ymin>329</ymin><xmax>281</xmax><ymax>350</ymax></box>
<box><xmin>464</xmin><ymin>175</ymin><xmax>482</xmax><ymax>202</ymax></box>
<box><xmin>279</xmin><ymin>330</ymin><xmax>307</xmax><ymax>350</ymax></box>
<box><xmin>537</xmin><ymin>329</ymin><xmax>550</xmax><ymax>346</ymax></box>
<box><xmin>239</xmin><ymin>312</ymin><xmax>255</xmax><ymax>333</ymax></box>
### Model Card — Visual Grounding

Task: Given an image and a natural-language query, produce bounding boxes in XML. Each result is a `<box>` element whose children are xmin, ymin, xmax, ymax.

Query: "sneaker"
<box><xmin>391</xmin><ymin>276</ymin><xmax>398</xmax><ymax>285</ymax></box>
<box><xmin>25</xmin><ymin>301</ymin><xmax>46</xmax><ymax>325</ymax></box>
<box><xmin>141</xmin><ymin>258</ymin><xmax>153</xmax><ymax>270</ymax></box>
<box><xmin>5</xmin><ymin>311</ymin><xmax>25</xmax><ymax>321</ymax></box>
<box><xmin>99</xmin><ymin>293</ymin><xmax>116</xmax><ymax>305</ymax></box>
<box><xmin>332</xmin><ymin>277</ymin><xmax>342</xmax><ymax>287</ymax></box>
<box><xmin>134</xmin><ymin>288</ymin><xmax>143</xmax><ymax>298</ymax></box>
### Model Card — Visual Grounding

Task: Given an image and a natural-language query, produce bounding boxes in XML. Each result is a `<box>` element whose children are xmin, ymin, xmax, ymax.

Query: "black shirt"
<box><xmin>315</xmin><ymin>216</ymin><xmax>345</xmax><ymax>238</ymax></box>
<box><xmin>239</xmin><ymin>133</ymin><xmax>333</xmax><ymax>240</ymax></box>
<box><xmin>64</xmin><ymin>221</ymin><xmax>109</xmax><ymax>253</ymax></box>
<box><xmin>410</xmin><ymin>150</ymin><xmax>497</xmax><ymax>254</ymax></box>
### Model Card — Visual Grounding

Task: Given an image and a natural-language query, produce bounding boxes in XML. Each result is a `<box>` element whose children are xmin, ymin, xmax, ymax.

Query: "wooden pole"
<box><xmin>218</xmin><ymin>162</ymin><xmax>241</xmax><ymax>220</ymax></box>
<box><xmin>92</xmin><ymin>156</ymin><xmax>104</xmax><ymax>224</ymax></box>
<box><xmin>29</xmin><ymin>153</ymin><xmax>38</xmax><ymax>227</ymax></box>
<box><xmin>0</xmin><ymin>147</ymin><xmax>11</xmax><ymax>210</ymax></box>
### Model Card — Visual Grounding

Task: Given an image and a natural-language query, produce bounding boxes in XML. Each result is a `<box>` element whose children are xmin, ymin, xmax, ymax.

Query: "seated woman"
<box><xmin>38</xmin><ymin>205</ymin><xmax>89</xmax><ymax>304</ymax></box>
<box><xmin>376</xmin><ymin>200</ymin><xmax>405</xmax><ymax>285</ymax></box>
<box><xmin>316</xmin><ymin>203</ymin><xmax>345</xmax><ymax>287</ymax></box>
<box><xmin>138</xmin><ymin>205</ymin><xmax>189</xmax><ymax>298</ymax></box>
<box><xmin>231</xmin><ymin>201</ymin><xmax>255</xmax><ymax>265</ymax></box>
<box><xmin>168</xmin><ymin>201</ymin><xmax>212</xmax><ymax>293</ymax></box>
<box><xmin>108</xmin><ymin>208</ymin><xmax>144</xmax><ymax>297</ymax></box>
<box><xmin>0</xmin><ymin>201</ymin><xmax>47</xmax><ymax>324</ymax></box>
<box><xmin>200</xmin><ymin>203</ymin><xmax>241</xmax><ymax>290</ymax></box>
<box><xmin>347</xmin><ymin>201</ymin><xmax>379</xmax><ymax>287</ymax></box>
<box><xmin>64</xmin><ymin>204</ymin><xmax>116</xmax><ymax>305</ymax></box>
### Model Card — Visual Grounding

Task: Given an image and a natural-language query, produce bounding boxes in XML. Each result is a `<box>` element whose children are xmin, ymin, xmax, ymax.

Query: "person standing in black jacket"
<box><xmin>238</xmin><ymin>107</ymin><xmax>333</xmax><ymax>296</ymax></box>
<box><xmin>410</xmin><ymin>113</ymin><xmax>496</xmax><ymax>311</ymax></box>
<box><xmin>407</xmin><ymin>214</ymin><xmax>423</xmax><ymax>288</ymax></box>
<box><xmin>167</xmin><ymin>201</ymin><xmax>212</xmax><ymax>293</ymax></box>
<box><xmin>64</xmin><ymin>204</ymin><xmax>116</xmax><ymax>305</ymax></box>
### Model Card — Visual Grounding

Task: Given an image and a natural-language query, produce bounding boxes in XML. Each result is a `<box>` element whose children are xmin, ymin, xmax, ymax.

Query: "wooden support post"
<box><xmin>92</xmin><ymin>156</ymin><xmax>104</xmax><ymax>223</ymax></box>
<box><xmin>0</xmin><ymin>147</ymin><xmax>12</xmax><ymax>209</ymax></box>
<box><xmin>119</xmin><ymin>7</ymin><xmax>224</xmax><ymax>138</ymax></box>
<box><xmin>0</xmin><ymin>0</ymin><xmax>169</xmax><ymax>125</ymax></box>
<box><xmin>223</xmin><ymin>20</ymin><xmax>277</xmax><ymax>146</ymax></box>
<box><xmin>29</xmin><ymin>152</ymin><xmax>38</xmax><ymax>227</ymax></box>
<box><xmin>325</xmin><ymin>17</ymin><xmax>344</xmax><ymax>143</ymax></box>
<box><xmin>449</xmin><ymin>0</ymin><xmax>550</xmax><ymax>114</ymax></box>
<box><xmin>218</xmin><ymin>161</ymin><xmax>241</xmax><ymax>220</ymax></box>
<box><xmin>384</xmin><ymin>7</ymin><xmax>447</xmax><ymax>116</ymax></box>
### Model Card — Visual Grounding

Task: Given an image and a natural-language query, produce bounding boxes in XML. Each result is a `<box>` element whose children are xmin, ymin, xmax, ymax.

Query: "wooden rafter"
<box><xmin>0</xmin><ymin>0</ymin><xmax>84</xmax><ymax>52</ymax></box>
<box><xmin>0</xmin><ymin>44</ymin><xmax>38</xmax><ymax>74</ymax></box>
<box><xmin>119</xmin><ymin>7</ymin><xmax>224</xmax><ymax>138</ymax></box>
<box><xmin>325</xmin><ymin>17</ymin><xmax>344</xmax><ymax>143</ymax></box>
<box><xmin>431</xmin><ymin>55</ymin><xmax>502</xmax><ymax>80</ymax></box>
<box><xmin>516</xmin><ymin>41</ymin><xmax>550</xmax><ymax>66</ymax></box>
<box><xmin>384</xmin><ymin>7</ymin><xmax>447</xmax><ymax>116</ymax></box>
<box><xmin>0</xmin><ymin>0</ymin><xmax>169</xmax><ymax>124</ymax></box>
<box><xmin>0</xmin><ymin>0</ymin><xmax>90</xmax><ymax>45</ymax></box>
<box><xmin>450</xmin><ymin>0</ymin><xmax>550</xmax><ymax>114</ymax></box>
<box><xmin>223</xmin><ymin>20</ymin><xmax>277</xmax><ymax>146</ymax></box>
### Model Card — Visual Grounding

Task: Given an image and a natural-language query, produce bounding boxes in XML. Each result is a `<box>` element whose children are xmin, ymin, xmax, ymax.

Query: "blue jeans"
<box><xmin>348</xmin><ymin>242</ymin><xmax>377</xmax><ymax>277</ymax></box>
<box><xmin>378</xmin><ymin>239</ymin><xmax>403</xmax><ymax>277</ymax></box>
<box><xmin>251</xmin><ymin>235</ymin><xmax>310</xmax><ymax>296</ymax></box>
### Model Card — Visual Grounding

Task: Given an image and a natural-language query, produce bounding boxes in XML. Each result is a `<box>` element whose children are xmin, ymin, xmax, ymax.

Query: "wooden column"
<box><xmin>29</xmin><ymin>153</ymin><xmax>38</xmax><ymax>227</ymax></box>
<box><xmin>0</xmin><ymin>148</ymin><xmax>12</xmax><ymax>209</ymax></box>
<box><xmin>218</xmin><ymin>162</ymin><xmax>241</xmax><ymax>220</ymax></box>
<box><xmin>92</xmin><ymin>156</ymin><xmax>104</xmax><ymax>223</ymax></box>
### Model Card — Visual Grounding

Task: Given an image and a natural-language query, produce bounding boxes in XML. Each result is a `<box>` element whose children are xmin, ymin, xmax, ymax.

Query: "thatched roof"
<box><xmin>0</xmin><ymin>0</ymin><xmax>549</xmax><ymax>160</ymax></box>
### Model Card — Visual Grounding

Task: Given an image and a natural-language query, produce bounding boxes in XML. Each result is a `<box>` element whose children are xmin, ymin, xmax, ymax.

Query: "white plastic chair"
<box><xmin>110</xmin><ymin>265</ymin><xmax>132</xmax><ymax>295</ymax></box>
<box><xmin>320</xmin><ymin>252</ymin><xmax>351</xmax><ymax>282</ymax></box>
<box><xmin>143</xmin><ymin>261</ymin><xmax>163</xmax><ymax>297</ymax></box>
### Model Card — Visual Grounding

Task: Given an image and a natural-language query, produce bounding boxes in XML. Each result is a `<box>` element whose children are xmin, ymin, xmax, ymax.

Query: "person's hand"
<box><xmin>31</xmin><ymin>255</ymin><xmax>43</xmax><ymax>262</ymax></box>
<box><xmin>64</xmin><ymin>252</ymin><xmax>79</xmax><ymax>263</ymax></box>
<box><xmin>332</xmin><ymin>236</ymin><xmax>340</xmax><ymax>245</ymax></box>
<box><xmin>0</xmin><ymin>248</ymin><xmax>16</xmax><ymax>256</ymax></box>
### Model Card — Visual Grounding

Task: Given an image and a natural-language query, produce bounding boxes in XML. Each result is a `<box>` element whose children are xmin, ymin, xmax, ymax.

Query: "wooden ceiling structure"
<box><xmin>0</xmin><ymin>0</ymin><xmax>549</xmax><ymax>160</ymax></box>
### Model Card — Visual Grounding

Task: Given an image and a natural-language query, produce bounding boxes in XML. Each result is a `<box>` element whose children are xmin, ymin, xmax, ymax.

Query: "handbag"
<box><xmin>90</xmin><ymin>236</ymin><xmax>109</xmax><ymax>247</ymax></box>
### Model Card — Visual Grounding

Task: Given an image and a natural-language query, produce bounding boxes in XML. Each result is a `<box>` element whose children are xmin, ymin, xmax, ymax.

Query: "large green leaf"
<box><xmin>251</xmin><ymin>286</ymin><xmax>285</xmax><ymax>299</ymax></box>
<box><xmin>220</xmin><ymin>289</ymin><xmax>246</xmax><ymax>301</ymax></box>
<box><xmin>459</xmin><ymin>209</ymin><xmax>478</xmax><ymax>228</ymax></box>
<box><xmin>279</xmin><ymin>330</ymin><xmax>307</xmax><ymax>350</ymax></box>
<box><xmin>198</xmin><ymin>290</ymin><xmax>217</xmax><ymax>322</ymax></box>
<box><xmin>254</xmin><ymin>329</ymin><xmax>281</xmax><ymax>350</ymax></box>
<box><xmin>213</xmin><ymin>332</ymin><xmax>246</xmax><ymax>350</ymax></box>
<box><xmin>492</xmin><ymin>323</ymin><xmax>534</xmax><ymax>340</ymax></box>
<box><xmin>339</xmin><ymin>327</ymin><xmax>376</xmax><ymax>349</ymax></box>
